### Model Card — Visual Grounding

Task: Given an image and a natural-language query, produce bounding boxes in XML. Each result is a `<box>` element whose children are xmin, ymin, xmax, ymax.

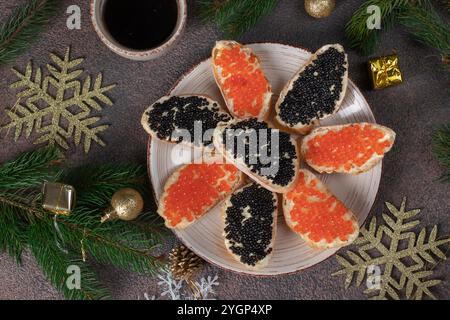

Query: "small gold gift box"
<box><xmin>42</xmin><ymin>182</ymin><xmax>76</xmax><ymax>215</ymax></box>
<box><xmin>368</xmin><ymin>55</ymin><xmax>403</xmax><ymax>89</ymax></box>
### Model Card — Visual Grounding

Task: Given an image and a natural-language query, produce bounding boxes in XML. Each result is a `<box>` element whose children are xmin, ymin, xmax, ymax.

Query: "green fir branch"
<box><xmin>0</xmin><ymin>203</ymin><xmax>28</xmax><ymax>262</ymax></box>
<box><xmin>198</xmin><ymin>0</ymin><xmax>278</xmax><ymax>38</ymax></box>
<box><xmin>56</xmin><ymin>208</ymin><xmax>165</xmax><ymax>275</ymax></box>
<box><xmin>0</xmin><ymin>146</ymin><xmax>62</xmax><ymax>189</ymax></box>
<box><xmin>28</xmin><ymin>219</ymin><xmax>110</xmax><ymax>300</ymax></box>
<box><xmin>345</xmin><ymin>0</ymin><xmax>449</xmax><ymax>60</ymax></box>
<box><xmin>69</xmin><ymin>222</ymin><xmax>163</xmax><ymax>275</ymax></box>
<box><xmin>59</xmin><ymin>164</ymin><xmax>167</xmax><ymax>274</ymax></box>
<box><xmin>0</xmin><ymin>147</ymin><xmax>167</xmax><ymax>299</ymax></box>
<box><xmin>59</xmin><ymin>163</ymin><xmax>167</xmax><ymax>242</ymax></box>
<box><xmin>0</xmin><ymin>0</ymin><xmax>58</xmax><ymax>65</ymax></box>
<box><xmin>433</xmin><ymin>125</ymin><xmax>450</xmax><ymax>181</ymax></box>
<box><xmin>443</xmin><ymin>0</ymin><xmax>450</xmax><ymax>11</ymax></box>
<box><xmin>61</xmin><ymin>164</ymin><xmax>147</xmax><ymax>208</ymax></box>
<box><xmin>399</xmin><ymin>4</ymin><xmax>450</xmax><ymax>62</ymax></box>
<box><xmin>345</xmin><ymin>0</ymin><xmax>413</xmax><ymax>55</ymax></box>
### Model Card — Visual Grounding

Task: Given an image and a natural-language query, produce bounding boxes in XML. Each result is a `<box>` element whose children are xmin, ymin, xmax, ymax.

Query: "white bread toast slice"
<box><xmin>158</xmin><ymin>163</ymin><xmax>244</xmax><ymax>229</ymax></box>
<box><xmin>223</xmin><ymin>183</ymin><xmax>278</xmax><ymax>270</ymax></box>
<box><xmin>275</xmin><ymin>44</ymin><xmax>348</xmax><ymax>134</ymax></box>
<box><xmin>283</xmin><ymin>169</ymin><xmax>359</xmax><ymax>249</ymax></box>
<box><xmin>141</xmin><ymin>94</ymin><xmax>231</xmax><ymax>149</ymax></box>
<box><xmin>302</xmin><ymin>122</ymin><xmax>396</xmax><ymax>174</ymax></box>
<box><xmin>212</xmin><ymin>40</ymin><xmax>272</xmax><ymax>120</ymax></box>
<box><xmin>213</xmin><ymin>118</ymin><xmax>300</xmax><ymax>193</ymax></box>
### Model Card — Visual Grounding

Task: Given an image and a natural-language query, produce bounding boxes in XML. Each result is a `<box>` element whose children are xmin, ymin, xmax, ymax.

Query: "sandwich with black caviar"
<box><xmin>213</xmin><ymin>118</ymin><xmax>300</xmax><ymax>193</ymax></box>
<box><xmin>275</xmin><ymin>44</ymin><xmax>348</xmax><ymax>134</ymax></box>
<box><xmin>223</xmin><ymin>183</ymin><xmax>278</xmax><ymax>270</ymax></box>
<box><xmin>141</xmin><ymin>95</ymin><xmax>232</xmax><ymax>148</ymax></box>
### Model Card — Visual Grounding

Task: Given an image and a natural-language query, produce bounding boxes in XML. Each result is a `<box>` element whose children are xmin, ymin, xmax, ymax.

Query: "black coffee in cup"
<box><xmin>103</xmin><ymin>0</ymin><xmax>178</xmax><ymax>50</ymax></box>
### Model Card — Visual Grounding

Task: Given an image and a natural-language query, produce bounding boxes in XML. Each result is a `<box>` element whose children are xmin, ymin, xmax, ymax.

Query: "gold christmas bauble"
<box><xmin>304</xmin><ymin>0</ymin><xmax>335</xmax><ymax>18</ymax></box>
<box><xmin>101</xmin><ymin>188</ymin><xmax>144</xmax><ymax>223</ymax></box>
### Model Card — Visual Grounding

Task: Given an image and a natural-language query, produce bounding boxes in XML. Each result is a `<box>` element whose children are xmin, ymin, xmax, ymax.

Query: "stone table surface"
<box><xmin>0</xmin><ymin>0</ymin><xmax>449</xmax><ymax>300</ymax></box>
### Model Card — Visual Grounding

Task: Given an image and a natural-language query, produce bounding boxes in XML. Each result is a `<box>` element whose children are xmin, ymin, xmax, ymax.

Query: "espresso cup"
<box><xmin>90</xmin><ymin>0</ymin><xmax>187</xmax><ymax>61</ymax></box>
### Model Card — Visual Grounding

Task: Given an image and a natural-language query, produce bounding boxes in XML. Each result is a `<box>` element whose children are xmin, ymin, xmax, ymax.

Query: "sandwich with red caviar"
<box><xmin>212</xmin><ymin>41</ymin><xmax>272</xmax><ymax>120</ymax></box>
<box><xmin>158</xmin><ymin>163</ymin><xmax>243</xmax><ymax>229</ymax></box>
<box><xmin>302</xmin><ymin>123</ymin><xmax>395</xmax><ymax>174</ymax></box>
<box><xmin>283</xmin><ymin>169</ymin><xmax>359</xmax><ymax>249</ymax></box>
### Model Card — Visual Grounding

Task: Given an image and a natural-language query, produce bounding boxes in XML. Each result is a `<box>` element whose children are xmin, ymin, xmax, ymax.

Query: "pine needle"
<box><xmin>0</xmin><ymin>0</ymin><xmax>58</xmax><ymax>65</ymax></box>
<box><xmin>197</xmin><ymin>0</ymin><xmax>278</xmax><ymax>38</ymax></box>
<box><xmin>433</xmin><ymin>125</ymin><xmax>450</xmax><ymax>181</ymax></box>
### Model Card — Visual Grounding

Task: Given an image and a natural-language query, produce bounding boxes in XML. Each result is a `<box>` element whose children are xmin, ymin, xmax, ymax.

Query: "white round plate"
<box><xmin>148</xmin><ymin>43</ymin><xmax>380</xmax><ymax>275</ymax></box>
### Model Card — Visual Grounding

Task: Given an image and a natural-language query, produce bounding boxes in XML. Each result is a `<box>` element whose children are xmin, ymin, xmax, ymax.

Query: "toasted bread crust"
<box><xmin>275</xmin><ymin>44</ymin><xmax>348</xmax><ymax>134</ymax></box>
<box><xmin>158</xmin><ymin>164</ymin><xmax>244</xmax><ymax>229</ymax></box>
<box><xmin>283</xmin><ymin>169</ymin><xmax>359</xmax><ymax>249</ymax></box>
<box><xmin>212</xmin><ymin>120</ymin><xmax>300</xmax><ymax>193</ymax></box>
<box><xmin>301</xmin><ymin>123</ymin><xmax>396</xmax><ymax>174</ymax></box>
<box><xmin>212</xmin><ymin>40</ymin><xmax>272</xmax><ymax>120</ymax></box>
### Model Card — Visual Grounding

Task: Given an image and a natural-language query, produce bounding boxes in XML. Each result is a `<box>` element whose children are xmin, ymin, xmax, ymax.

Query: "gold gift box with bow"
<box><xmin>42</xmin><ymin>182</ymin><xmax>76</xmax><ymax>215</ymax></box>
<box><xmin>368</xmin><ymin>55</ymin><xmax>403</xmax><ymax>89</ymax></box>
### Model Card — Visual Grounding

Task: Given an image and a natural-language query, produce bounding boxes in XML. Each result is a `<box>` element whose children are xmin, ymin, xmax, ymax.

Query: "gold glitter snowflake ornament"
<box><xmin>2</xmin><ymin>47</ymin><xmax>116</xmax><ymax>153</ymax></box>
<box><xmin>333</xmin><ymin>198</ymin><xmax>450</xmax><ymax>300</ymax></box>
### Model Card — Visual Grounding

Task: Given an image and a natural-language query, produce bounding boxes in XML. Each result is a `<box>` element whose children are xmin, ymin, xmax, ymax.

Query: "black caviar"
<box><xmin>278</xmin><ymin>47</ymin><xmax>347</xmax><ymax>127</ymax></box>
<box><xmin>224</xmin><ymin>183</ymin><xmax>276</xmax><ymax>266</ymax></box>
<box><xmin>146</xmin><ymin>96</ymin><xmax>231</xmax><ymax>147</ymax></box>
<box><xmin>222</xmin><ymin>119</ymin><xmax>297</xmax><ymax>187</ymax></box>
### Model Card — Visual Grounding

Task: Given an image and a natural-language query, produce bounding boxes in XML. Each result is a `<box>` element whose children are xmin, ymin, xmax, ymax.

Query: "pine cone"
<box><xmin>169</xmin><ymin>245</ymin><xmax>203</xmax><ymax>281</ymax></box>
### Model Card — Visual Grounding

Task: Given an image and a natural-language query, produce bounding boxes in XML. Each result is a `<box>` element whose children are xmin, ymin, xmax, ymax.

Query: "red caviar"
<box><xmin>305</xmin><ymin>124</ymin><xmax>393</xmax><ymax>171</ymax></box>
<box><xmin>214</xmin><ymin>45</ymin><xmax>270</xmax><ymax>118</ymax></box>
<box><xmin>286</xmin><ymin>171</ymin><xmax>356</xmax><ymax>243</ymax></box>
<box><xmin>163</xmin><ymin>164</ymin><xmax>239</xmax><ymax>227</ymax></box>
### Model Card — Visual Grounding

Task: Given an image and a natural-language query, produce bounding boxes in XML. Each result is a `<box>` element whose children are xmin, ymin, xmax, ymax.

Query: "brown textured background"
<box><xmin>0</xmin><ymin>0</ymin><xmax>449</xmax><ymax>300</ymax></box>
